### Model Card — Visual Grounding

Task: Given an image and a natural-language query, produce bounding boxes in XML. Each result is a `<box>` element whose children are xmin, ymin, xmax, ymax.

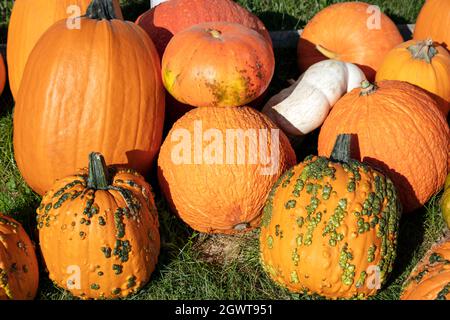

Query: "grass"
<box><xmin>0</xmin><ymin>0</ymin><xmax>448</xmax><ymax>301</ymax></box>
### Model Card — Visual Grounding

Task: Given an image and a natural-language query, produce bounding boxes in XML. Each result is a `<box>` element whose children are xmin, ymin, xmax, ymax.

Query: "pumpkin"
<box><xmin>13</xmin><ymin>0</ymin><xmax>165</xmax><ymax>196</ymax></box>
<box><xmin>318</xmin><ymin>80</ymin><xmax>450</xmax><ymax>213</ymax></box>
<box><xmin>262</xmin><ymin>59</ymin><xmax>366</xmax><ymax>136</ymax></box>
<box><xmin>157</xmin><ymin>106</ymin><xmax>296</xmax><ymax>234</ymax></box>
<box><xmin>376</xmin><ymin>39</ymin><xmax>450</xmax><ymax>116</ymax></box>
<box><xmin>414</xmin><ymin>0</ymin><xmax>450</xmax><ymax>51</ymax></box>
<box><xmin>136</xmin><ymin>0</ymin><xmax>271</xmax><ymax>58</ymax></box>
<box><xmin>162</xmin><ymin>22</ymin><xmax>275</xmax><ymax>108</ymax></box>
<box><xmin>442</xmin><ymin>174</ymin><xmax>450</xmax><ymax>229</ymax></box>
<box><xmin>260</xmin><ymin>134</ymin><xmax>401</xmax><ymax>299</ymax></box>
<box><xmin>0</xmin><ymin>54</ymin><xmax>5</xmax><ymax>96</ymax></box>
<box><xmin>0</xmin><ymin>214</ymin><xmax>39</xmax><ymax>300</ymax></box>
<box><xmin>401</xmin><ymin>236</ymin><xmax>450</xmax><ymax>300</ymax></box>
<box><xmin>37</xmin><ymin>152</ymin><xmax>160</xmax><ymax>299</ymax></box>
<box><xmin>297</xmin><ymin>2</ymin><xmax>403</xmax><ymax>81</ymax></box>
<box><xmin>6</xmin><ymin>0</ymin><xmax>123</xmax><ymax>100</ymax></box>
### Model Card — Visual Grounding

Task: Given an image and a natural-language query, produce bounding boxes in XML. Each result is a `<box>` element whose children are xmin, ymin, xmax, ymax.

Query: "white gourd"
<box><xmin>262</xmin><ymin>59</ymin><xmax>366</xmax><ymax>136</ymax></box>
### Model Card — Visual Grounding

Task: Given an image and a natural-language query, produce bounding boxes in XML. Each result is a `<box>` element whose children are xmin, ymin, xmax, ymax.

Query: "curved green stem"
<box><xmin>407</xmin><ymin>38</ymin><xmax>437</xmax><ymax>64</ymax></box>
<box><xmin>87</xmin><ymin>152</ymin><xmax>110</xmax><ymax>190</ymax></box>
<box><xmin>86</xmin><ymin>0</ymin><xmax>117</xmax><ymax>20</ymax></box>
<box><xmin>331</xmin><ymin>134</ymin><xmax>352</xmax><ymax>164</ymax></box>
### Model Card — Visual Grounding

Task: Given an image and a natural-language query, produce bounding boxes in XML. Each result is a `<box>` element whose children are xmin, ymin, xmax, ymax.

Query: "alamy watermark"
<box><xmin>169</xmin><ymin>120</ymin><xmax>281</xmax><ymax>176</ymax></box>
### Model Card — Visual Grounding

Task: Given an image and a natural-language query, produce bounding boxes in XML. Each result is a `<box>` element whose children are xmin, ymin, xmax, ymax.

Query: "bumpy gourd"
<box><xmin>401</xmin><ymin>236</ymin><xmax>450</xmax><ymax>300</ymax></box>
<box><xmin>262</xmin><ymin>60</ymin><xmax>366</xmax><ymax>136</ymax></box>
<box><xmin>442</xmin><ymin>174</ymin><xmax>450</xmax><ymax>229</ymax></box>
<box><xmin>260</xmin><ymin>134</ymin><xmax>401</xmax><ymax>299</ymax></box>
<box><xmin>38</xmin><ymin>153</ymin><xmax>160</xmax><ymax>299</ymax></box>
<box><xmin>0</xmin><ymin>214</ymin><xmax>39</xmax><ymax>300</ymax></box>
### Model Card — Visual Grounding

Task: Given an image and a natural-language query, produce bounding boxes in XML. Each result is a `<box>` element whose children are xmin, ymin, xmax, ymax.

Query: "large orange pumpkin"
<box><xmin>6</xmin><ymin>0</ymin><xmax>123</xmax><ymax>100</ymax></box>
<box><xmin>297</xmin><ymin>2</ymin><xmax>403</xmax><ymax>81</ymax></box>
<box><xmin>0</xmin><ymin>54</ymin><xmax>5</xmax><ymax>96</ymax></box>
<box><xmin>162</xmin><ymin>22</ymin><xmax>275</xmax><ymax>108</ymax></box>
<box><xmin>158</xmin><ymin>106</ymin><xmax>296</xmax><ymax>234</ymax></box>
<box><xmin>38</xmin><ymin>153</ymin><xmax>160</xmax><ymax>299</ymax></box>
<box><xmin>318</xmin><ymin>80</ymin><xmax>449</xmax><ymax>213</ymax></box>
<box><xmin>376</xmin><ymin>39</ymin><xmax>450</xmax><ymax>116</ymax></box>
<box><xmin>260</xmin><ymin>135</ymin><xmax>401</xmax><ymax>299</ymax></box>
<box><xmin>136</xmin><ymin>0</ymin><xmax>271</xmax><ymax>58</ymax></box>
<box><xmin>0</xmin><ymin>214</ymin><xmax>39</xmax><ymax>300</ymax></box>
<box><xmin>13</xmin><ymin>0</ymin><xmax>165</xmax><ymax>196</ymax></box>
<box><xmin>414</xmin><ymin>0</ymin><xmax>450</xmax><ymax>51</ymax></box>
<box><xmin>401</xmin><ymin>236</ymin><xmax>450</xmax><ymax>300</ymax></box>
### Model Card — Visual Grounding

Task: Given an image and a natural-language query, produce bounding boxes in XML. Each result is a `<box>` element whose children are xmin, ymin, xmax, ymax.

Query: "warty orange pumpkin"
<box><xmin>158</xmin><ymin>106</ymin><xmax>296</xmax><ymax>234</ymax></box>
<box><xmin>162</xmin><ymin>22</ymin><xmax>275</xmax><ymax>108</ymax></box>
<box><xmin>318</xmin><ymin>80</ymin><xmax>450</xmax><ymax>213</ymax></box>
<box><xmin>13</xmin><ymin>0</ymin><xmax>165</xmax><ymax>196</ymax></box>
<box><xmin>414</xmin><ymin>0</ymin><xmax>450</xmax><ymax>51</ymax></box>
<box><xmin>6</xmin><ymin>0</ymin><xmax>123</xmax><ymax>100</ymax></box>
<box><xmin>0</xmin><ymin>214</ymin><xmax>39</xmax><ymax>300</ymax></box>
<box><xmin>260</xmin><ymin>134</ymin><xmax>401</xmax><ymax>299</ymax></box>
<box><xmin>38</xmin><ymin>152</ymin><xmax>160</xmax><ymax>299</ymax></box>
<box><xmin>297</xmin><ymin>1</ymin><xmax>403</xmax><ymax>81</ymax></box>
<box><xmin>136</xmin><ymin>0</ymin><xmax>271</xmax><ymax>58</ymax></box>
<box><xmin>401</xmin><ymin>236</ymin><xmax>450</xmax><ymax>300</ymax></box>
<box><xmin>376</xmin><ymin>39</ymin><xmax>450</xmax><ymax>116</ymax></box>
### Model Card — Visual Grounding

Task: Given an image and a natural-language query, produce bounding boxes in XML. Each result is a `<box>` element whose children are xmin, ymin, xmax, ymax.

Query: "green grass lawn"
<box><xmin>0</xmin><ymin>0</ymin><xmax>448</xmax><ymax>300</ymax></box>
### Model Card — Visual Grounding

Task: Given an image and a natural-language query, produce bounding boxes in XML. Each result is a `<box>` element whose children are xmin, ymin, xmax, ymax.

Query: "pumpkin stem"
<box><xmin>87</xmin><ymin>152</ymin><xmax>111</xmax><ymax>190</ymax></box>
<box><xmin>86</xmin><ymin>0</ymin><xmax>117</xmax><ymax>20</ymax></box>
<box><xmin>360</xmin><ymin>80</ymin><xmax>378</xmax><ymax>96</ymax></box>
<box><xmin>208</xmin><ymin>29</ymin><xmax>222</xmax><ymax>39</ymax></box>
<box><xmin>407</xmin><ymin>38</ymin><xmax>437</xmax><ymax>63</ymax></box>
<box><xmin>316</xmin><ymin>44</ymin><xmax>338</xmax><ymax>59</ymax></box>
<box><xmin>330</xmin><ymin>134</ymin><xmax>351</xmax><ymax>164</ymax></box>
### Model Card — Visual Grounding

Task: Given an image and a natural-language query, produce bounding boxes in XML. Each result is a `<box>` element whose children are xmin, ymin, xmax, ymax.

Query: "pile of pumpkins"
<box><xmin>0</xmin><ymin>0</ymin><xmax>448</xmax><ymax>300</ymax></box>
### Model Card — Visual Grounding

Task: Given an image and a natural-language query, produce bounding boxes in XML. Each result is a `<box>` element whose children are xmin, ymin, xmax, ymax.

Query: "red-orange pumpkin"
<box><xmin>162</xmin><ymin>22</ymin><xmax>274</xmax><ymax>108</ymax></box>
<box><xmin>414</xmin><ymin>0</ymin><xmax>450</xmax><ymax>51</ymax></box>
<box><xmin>297</xmin><ymin>2</ymin><xmax>403</xmax><ymax>81</ymax></box>
<box><xmin>13</xmin><ymin>0</ymin><xmax>165</xmax><ymax>195</ymax></box>
<box><xmin>136</xmin><ymin>0</ymin><xmax>271</xmax><ymax>58</ymax></box>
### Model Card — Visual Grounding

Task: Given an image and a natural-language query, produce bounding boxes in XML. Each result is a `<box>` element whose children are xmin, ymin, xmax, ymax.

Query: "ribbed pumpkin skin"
<box><xmin>0</xmin><ymin>55</ymin><xmax>5</xmax><ymax>95</ymax></box>
<box><xmin>401</xmin><ymin>237</ymin><xmax>450</xmax><ymax>300</ymax></box>
<box><xmin>14</xmin><ymin>18</ymin><xmax>165</xmax><ymax>196</ymax></box>
<box><xmin>318</xmin><ymin>81</ymin><xmax>450</xmax><ymax>213</ymax></box>
<box><xmin>414</xmin><ymin>0</ymin><xmax>450</xmax><ymax>51</ymax></box>
<box><xmin>297</xmin><ymin>2</ymin><xmax>403</xmax><ymax>81</ymax></box>
<box><xmin>6</xmin><ymin>0</ymin><xmax>123</xmax><ymax>99</ymax></box>
<box><xmin>136</xmin><ymin>0</ymin><xmax>271</xmax><ymax>58</ymax></box>
<box><xmin>37</xmin><ymin>168</ymin><xmax>160</xmax><ymax>299</ymax></box>
<box><xmin>162</xmin><ymin>22</ymin><xmax>274</xmax><ymax>108</ymax></box>
<box><xmin>442</xmin><ymin>174</ymin><xmax>450</xmax><ymax>229</ymax></box>
<box><xmin>260</xmin><ymin>156</ymin><xmax>401</xmax><ymax>299</ymax></box>
<box><xmin>158</xmin><ymin>107</ymin><xmax>296</xmax><ymax>234</ymax></box>
<box><xmin>0</xmin><ymin>214</ymin><xmax>39</xmax><ymax>300</ymax></box>
<box><xmin>376</xmin><ymin>40</ymin><xmax>450</xmax><ymax>116</ymax></box>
